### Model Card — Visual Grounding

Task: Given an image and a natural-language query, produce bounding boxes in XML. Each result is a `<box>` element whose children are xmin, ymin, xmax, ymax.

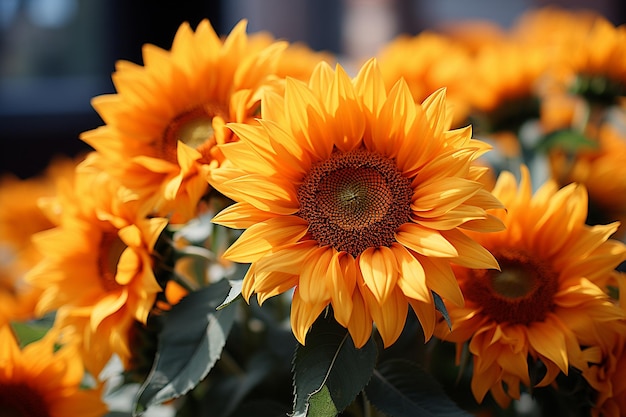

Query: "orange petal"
<box><xmin>396</xmin><ymin>223</ymin><xmax>458</xmax><ymax>257</ymax></box>
<box><xmin>298</xmin><ymin>246</ymin><xmax>334</xmax><ymax>304</ymax></box>
<box><xmin>358</xmin><ymin>246</ymin><xmax>398</xmax><ymax>304</ymax></box>
<box><xmin>391</xmin><ymin>243</ymin><xmax>430</xmax><ymax>303</ymax></box>
<box><xmin>223</xmin><ymin>216</ymin><xmax>308</xmax><ymax>263</ymax></box>
<box><xmin>440</xmin><ymin>228</ymin><xmax>499</xmax><ymax>270</ymax></box>
<box><xmin>291</xmin><ymin>288</ymin><xmax>328</xmax><ymax>345</ymax></box>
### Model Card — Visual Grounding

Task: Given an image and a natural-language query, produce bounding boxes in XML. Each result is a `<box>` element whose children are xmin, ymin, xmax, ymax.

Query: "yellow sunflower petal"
<box><xmin>391</xmin><ymin>243</ymin><xmax>430</xmax><ymax>303</ymax></box>
<box><xmin>299</xmin><ymin>246</ymin><xmax>334</xmax><ymax>304</ymax></box>
<box><xmin>291</xmin><ymin>288</ymin><xmax>328</xmax><ymax>345</ymax></box>
<box><xmin>421</xmin><ymin>256</ymin><xmax>464</xmax><ymax>307</ymax></box>
<box><xmin>328</xmin><ymin>252</ymin><xmax>356</xmax><ymax>327</ymax></box>
<box><xmin>223</xmin><ymin>216</ymin><xmax>308</xmax><ymax>263</ymax></box>
<box><xmin>441</xmin><ymin>228</ymin><xmax>500</xmax><ymax>270</ymax></box>
<box><xmin>347</xmin><ymin>287</ymin><xmax>373</xmax><ymax>348</ymax></box>
<box><xmin>359</xmin><ymin>246</ymin><xmax>398</xmax><ymax>304</ymax></box>
<box><xmin>396</xmin><ymin>223</ymin><xmax>458</xmax><ymax>257</ymax></box>
<box><xmin>527</xmin><ymin>317</ymin><xmax>569</xmax><ymax>373</ymax></box>
<box><xmin>220</xmin><ymin>174</ymin><xmax>299</xmax><ymax>215</ymax></box>
<box><xmin>363</xmin><ymin>285</ymin><xmax>408</xmax><ymax>347</ymax></box>
<box><xmin>212</xmin><ymin>201</ymin><xmax>280</xmax><ymax>229</ymax></box>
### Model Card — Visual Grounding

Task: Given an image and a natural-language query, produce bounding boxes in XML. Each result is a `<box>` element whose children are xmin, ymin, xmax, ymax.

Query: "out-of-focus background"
<box><xmin>1</xmin><ymin>0</ymin><xmax>624</xmax><ymax>179</ymax></box>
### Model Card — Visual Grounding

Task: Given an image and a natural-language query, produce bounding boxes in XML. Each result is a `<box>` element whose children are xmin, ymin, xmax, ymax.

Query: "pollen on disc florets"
<box><xmin>297</xmin><ymin>147</ymin><xmax>412</xmax><ymax>257</ymax></box>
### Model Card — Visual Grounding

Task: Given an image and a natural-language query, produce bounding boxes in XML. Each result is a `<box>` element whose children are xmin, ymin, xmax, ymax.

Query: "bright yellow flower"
<box><xmin>376</xmin><ymin>31</ymin><xmax>472</xmax><ymax>125</ymax></box>
<box><xmin>0</xmin><ymin>156</ymin><xmax>80</xmax><ymax>326</ymax></box>
<box><xmin>511</xmin><ymin>7</ymin><xmax>603</xmax><ymax>49</ymax></box>
<box><xmin>550</xmin><ymin>125</ymin><xmax>626</xmax><ymax>238</ymax></box>
<box><xmin>0</xmin><ymin>325</ymin><xmax>106</xmax><ymax>417</ymax></box>
<box><xmin>211</xmin><ymin>59</ymin><xmax>504</xmax><ymax>348</ymax></box>
<box><xmin>80</xmin><ymin>19</ymin><xmax>287</xmax><ymax>223</ymax></box>
<box><xmin>516</xmin><ymin>8</ymin><xmax>626</xmax><ymax>99</ymax></box>
<box><xmin>435</xmin><ymin>166</ymin><xmax>626</xmax><ymax>407</ymax></box>
<box><xmin>577</xmin><ymin>270</ymin><xmax>626</xmax><ymax>417</ymax></box>
<box><xmin>26</xmin><ymin>153</ymin><xmax>168</xmax><ymax>374</ymax></box>
<box><xmin>464</xmin><ymin>41</ymin><xmax>549</xmax><ymax>133</ymax></box>
<box><xmin>249</xmin><ymin>31</ymin><xmax>335</xmax><ymax>82</ymax></box>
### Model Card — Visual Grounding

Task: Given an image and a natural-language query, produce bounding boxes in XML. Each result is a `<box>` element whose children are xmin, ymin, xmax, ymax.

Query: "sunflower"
<box><xmin>0</xmin><ymin>325</ymin><xmax>106</xmax><ymax>417</ymax></box>
<box><xmin>26</xmin><ymin>153</ymin><xmax>168</xmax><ymax>374</ymax></box>
<box><xmin>583</xmin><ymin>320</ymin><xmax>626</xmax><ymax>417</ymax></box>
<box><xmin>376</xmin><ymin>31</ymin><xmax>472</xmax><ymax>125</ymax></box>
<box><xmin>517</xmin><ymin>9</ymin><xmax>626</xmax><ymax>103</ymax></box>
<box><xmin>434</xmin><ymin>166</ymin><xmax>626</xmax><ymax>407</ymax></box>
<box><xmin>80</xmin><ymin>19</ymin><xmax>288</xmax><ymax>224</ymax></box>
<box><xmin>248</xmin><ymin>31</ymin><xmax>335</xmax><ymax>82</ymax></box>
<box><xmin>0</xmin><ymin>156</ymin><xmax>80</xmax><ymax>325</ymax></box>
<box><xmin>463</xmin><ymin>41</ymin><xmax>549</xmax><ymax>135</ymax></box>
<box><xmin>210</xmin><ymin>59</ymin><xmax>504</xmax><ymax>348</ymax></box>
<box><xmin>549</xmin><ymin>125</ymin><xmax>626</xmax><ymax>238</ymax></box>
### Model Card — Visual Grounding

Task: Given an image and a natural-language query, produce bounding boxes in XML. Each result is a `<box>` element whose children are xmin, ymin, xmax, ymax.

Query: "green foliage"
<box><xmin>10</xmin><ymin>320</ymin><xmax>51</xmax><ymax>347</ymax></box>
<box><xmin>535</xmin><ymin>129</ymin><xmax>598</xmax><ymax>154</ymax></box>
<box><xmin>217</xmin><ymin>278</ymin><xmax>244</xmax><ymax>310</ymax></box>
<box><xmin>432</xmin><ymin>291</ymin><xmax>451</xmax><ymax>329</ymax></box>
<box><xmin>292</xmin><ymin>314</ymin><xmax>378</xmax><ymax>417</ymax></box>
<box><xmin>133</xmin><ymin>279</ymin><xmax>236</xmax><ymax>415</ymax></box>
<box><xmin>365</xmin><ymin>359</ymin><xmax>473</xmax><ymax>417</ymax></box>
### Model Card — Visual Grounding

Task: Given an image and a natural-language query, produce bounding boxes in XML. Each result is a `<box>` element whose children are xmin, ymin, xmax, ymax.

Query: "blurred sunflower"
<box><xmin>549</xmin><ymin>125</ymin><xmax>626</xmax><ymax>238</ymax></box>
<box><xmin>26</xmin><ymin>153</ymin><xmax>168</xmax><ymax>374</ymax></box>
<box><xmin>211</xmin><ymin>59</ymin><xmax>504</xmax><ymax>348</ymax></box>
<box><xmin>0</xmin><ymin>325</ymin><xmax>106</xmax><ymax>417</ymax></box>
<box><xmin>376</xmin><ymin>31</ymin><xmax>472</xmax><ymax>125</ymax></box>
<box><xmin>249</xmin><ymin>30</ymin><xmax>335</xmax><ymax>82</ymax></box>
<box><xmin>511</xmin><ymin>6</ymin><xmax>602</xmax><ymax>51</ymax></box>
<box><xmin>579</xmin><ymin>269</ymin><xmax>626</xmax><ymax>417</ymax></box>
<box><xmin>464</xmin><ymin>41</ymin><xmax>549</xmax><ymax>135</ymax></box>
<box><xmin>0</xmin><ymin>156</ymin><xmax>80</xmax><ymax>325</ymax></box>
<box><xmin>435</xmin><ymin>166</ymin><xmax>626</xmax><ymax>407</ymax></box>
<box><xmin>80</xmin><ymin>19</ymin><xmax>288</xmax><ymax>223</ymax></box>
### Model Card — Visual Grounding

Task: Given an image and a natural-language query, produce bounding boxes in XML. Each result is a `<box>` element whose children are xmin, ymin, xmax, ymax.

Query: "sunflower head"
<box><xmin>0</xmin><ymin>325</ymin><xmax>106</xmax><ymax>417</ymax></box>
<box><xmin>211</xmin><ymin>58</ymin><xmax>504</xmax><ymax>348</ymax></box>
<box><xmin>435</xmin><ymin>165</ymin><xmax>626</xmax><ymax>407</ymax></box>
<box><xmin>80</xmin><ymin>19</ymin><xmax>289</xmax><ymax>223</ymax></box>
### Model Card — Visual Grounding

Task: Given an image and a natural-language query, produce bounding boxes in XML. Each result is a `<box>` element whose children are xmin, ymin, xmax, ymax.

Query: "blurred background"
<box><xmin>1</xmin><ymin>0</ymin><xmax>625</xmax><ymax>179</ymax></box>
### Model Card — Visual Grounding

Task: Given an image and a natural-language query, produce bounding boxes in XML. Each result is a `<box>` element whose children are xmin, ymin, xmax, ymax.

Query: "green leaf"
<box><xmin>365</xmin><ymin>359</ymin><xmax>473</xmax><ymax>417</ymax></box>
<box><xmin>432</xmin><ymin>291</ymin><xmax>451</xmax><ymax>330</ymax></box>
<box><xmin>217</xmin><ymin>278</ymin><xmax>244</xmax><ymax>310</ymax></box>
<box><xmin>10</xmin><ymin>321</ymin><xmax>50</xmax><ymax>347</ymax></box>
<box><xmin>308</xmin><ymin>385</ymin><xmax>339</xmax><ymax>417</ymax></box>
<box><xmin>292</xmin><ymin>315</ymin><xmax>378</xmax><ymax>417</ymax></box>
<box><xmin>134</xmin><ymin>279</ymin><xmax>236</xmax><ymax>415</ymax></box>
<box><xmin>535</xmin><ymin>129</ymin><xmax>598</xmax><ymax>153</ymax></box>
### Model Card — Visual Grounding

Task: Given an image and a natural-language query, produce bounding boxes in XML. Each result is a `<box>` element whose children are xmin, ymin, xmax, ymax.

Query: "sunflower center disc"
<box><xmin>160</xmin><ymin>103</ymin><xmax>226</xmax><ymax>163</ymax></box>
<box><xmin>0</xmin><ymin>383</ymin><xmax>50</xmax><ymax>417</ymax></box>
<box><xmin>298</xmin><ymin>148</ymin><xmax>412</xmax><ymax>257</ymax></box>
<box><xmin>463</xmin><ymin>249</ymin><xmax>559</xmax><ymax>325</ymax></box>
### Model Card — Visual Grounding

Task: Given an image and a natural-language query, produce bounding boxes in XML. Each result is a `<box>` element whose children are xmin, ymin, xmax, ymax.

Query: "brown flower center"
<box><xmin>297</xmin><ymin>148</ymin><xmax>412</xmax><ymax>257</ymax></box>
<box><xmin>463</xmin><ymin>249</ymin><xmax>559</xmax><ymax>325</ymax></box>
<box><xmin>98</xmin><ymin>230</ymin><xmax>127</xmax><ymax>292</ymax></box>
<box><xmin>159</xmin><ymin>103</ymin><xmax>228</xmax><ymax>164</ymax></box>
<box><xmin>0</xmin><ymin>383</ymin><xmax>49</xmax><ymax>417</ymax></box>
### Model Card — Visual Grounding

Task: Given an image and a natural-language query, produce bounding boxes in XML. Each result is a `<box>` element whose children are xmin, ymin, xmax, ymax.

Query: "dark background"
<box><xmin>1</xmin><ymin>0</ymin><xmax>624</xmax><ymax>179</ymax></box>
